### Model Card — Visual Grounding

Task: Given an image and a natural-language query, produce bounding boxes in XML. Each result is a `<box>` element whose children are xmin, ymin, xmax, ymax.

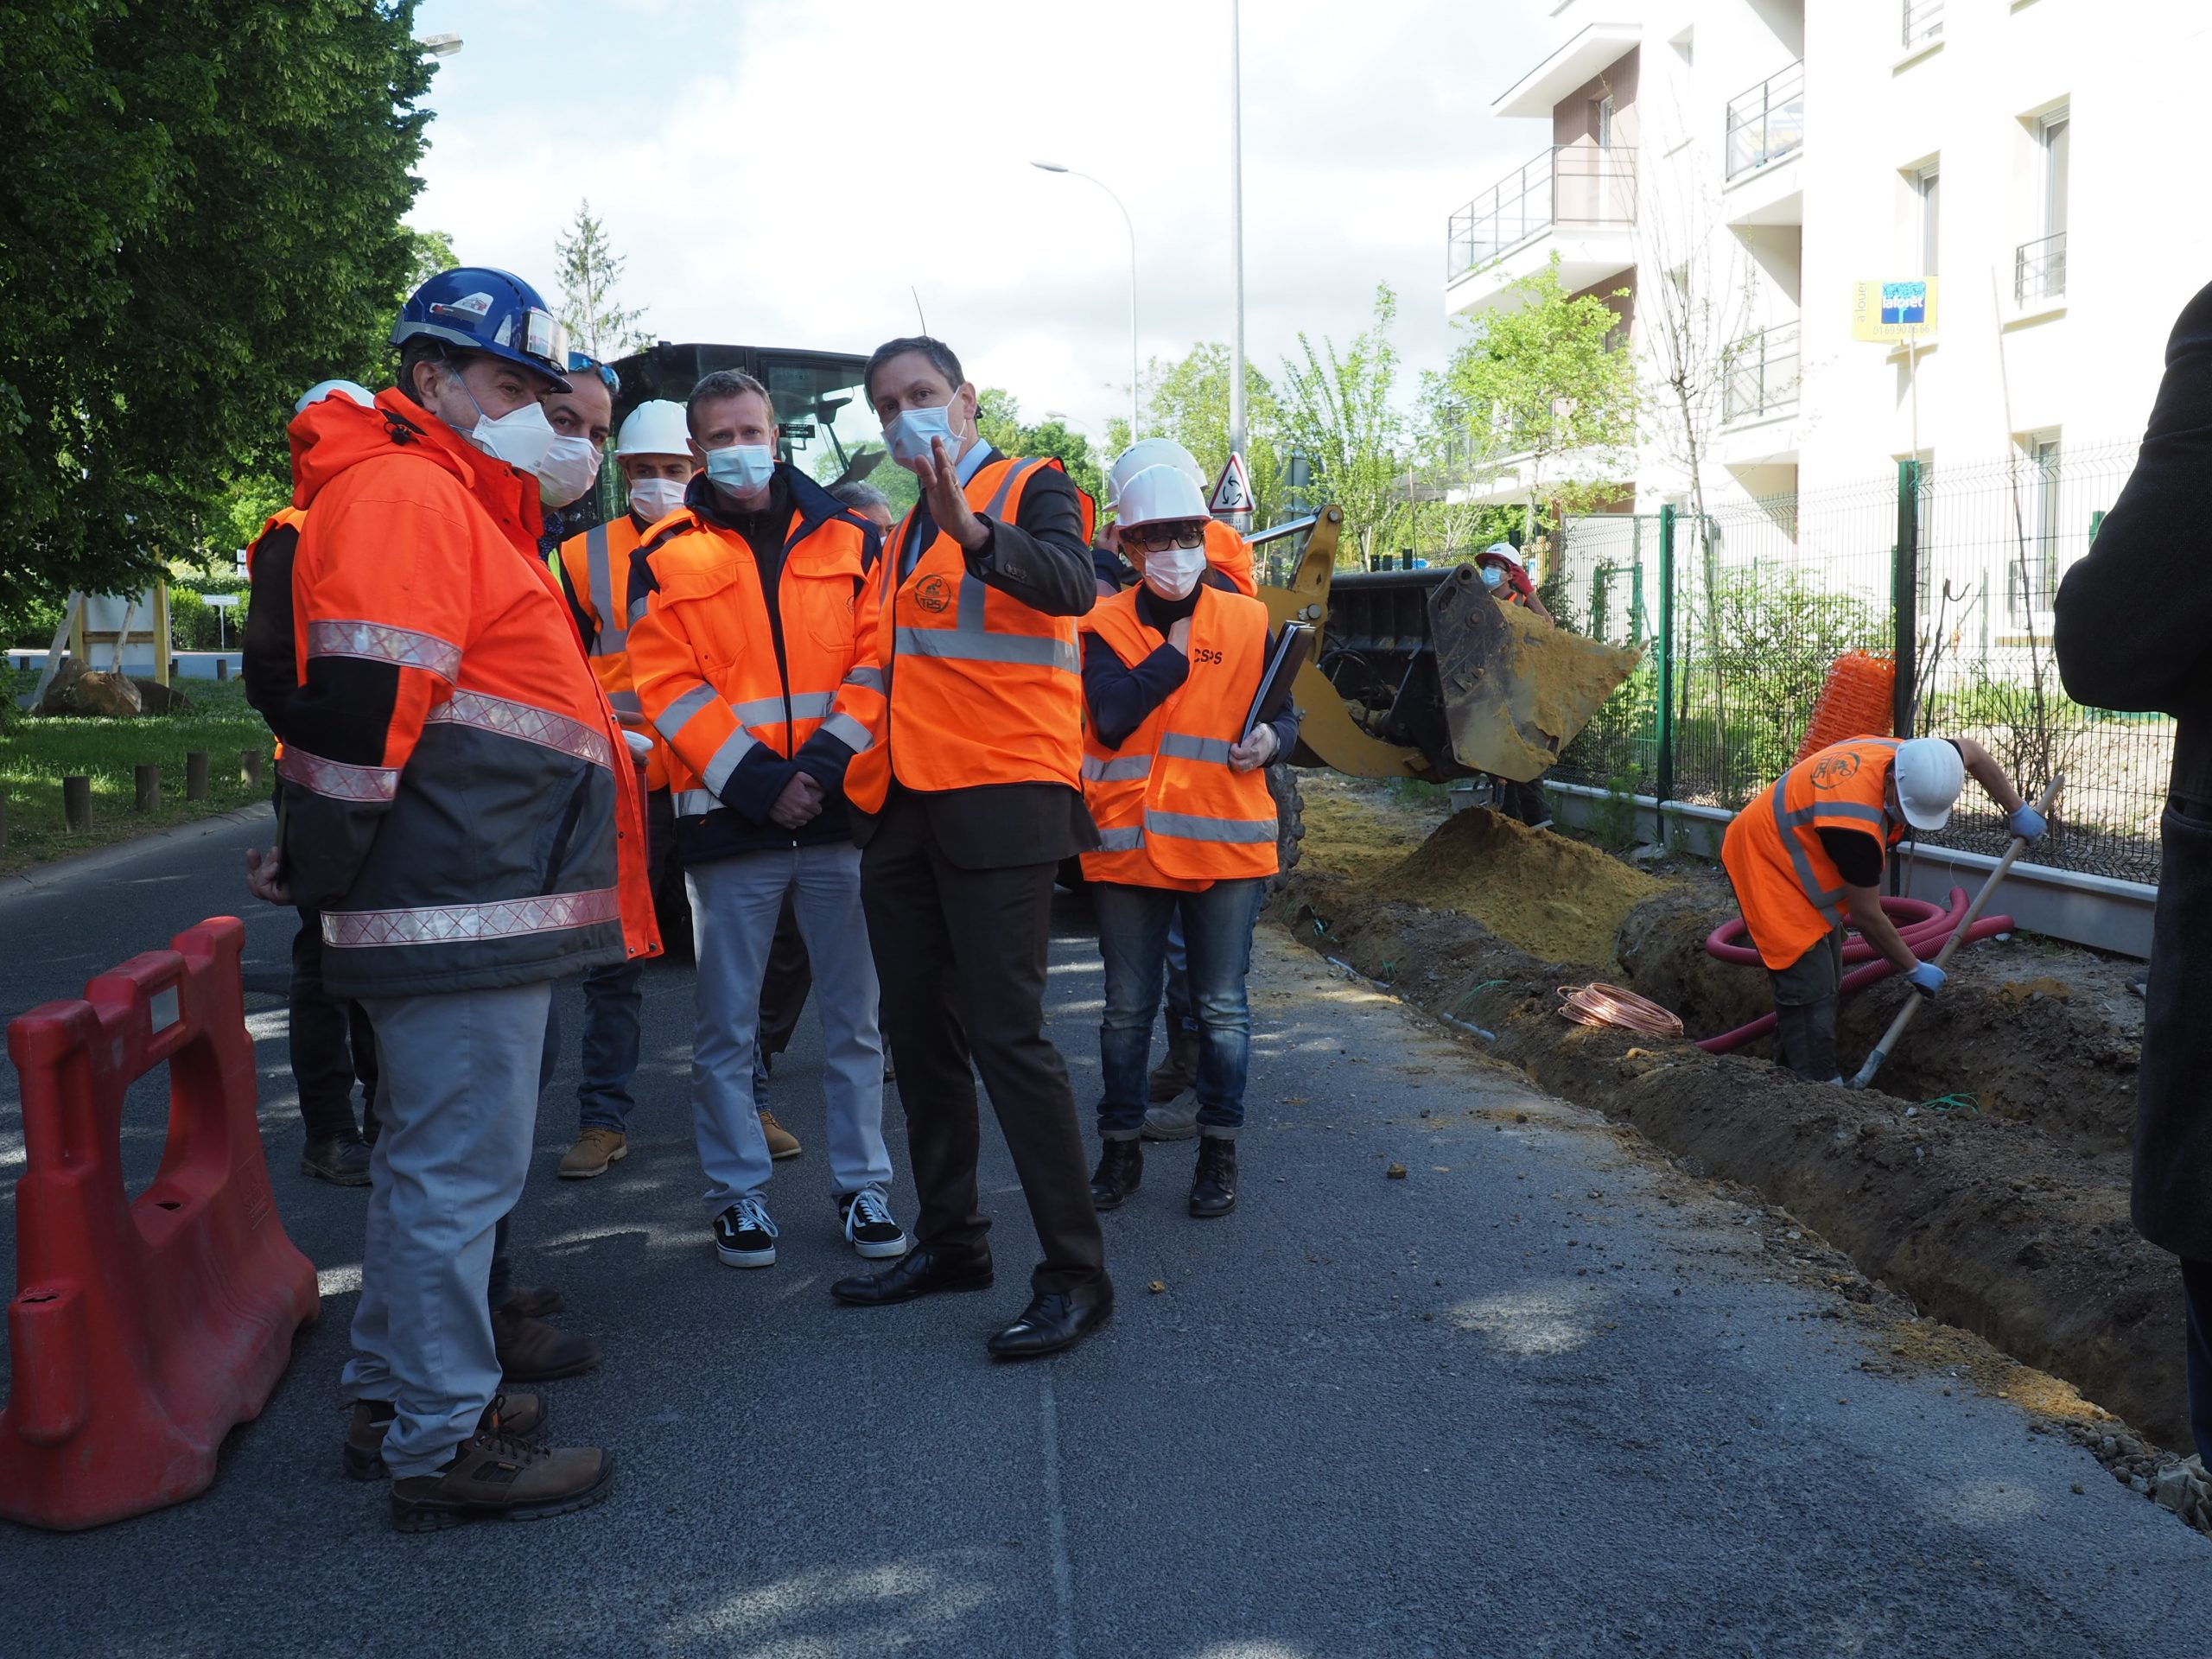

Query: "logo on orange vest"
<box><xmin>1809</xmin><ymin>752</ymin><xmax>1862</xmax><ymax>790</ymax></box>
<box><xmin>914</xmin><ymin>574</ymin><xmax>953</xmax><ymax>613</ymax></box>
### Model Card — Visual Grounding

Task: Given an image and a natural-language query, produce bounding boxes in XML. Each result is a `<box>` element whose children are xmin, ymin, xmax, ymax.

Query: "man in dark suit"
<box><xmin>822</xmin><ymin>336</ymin><xmax>1111</xmax><ymax>1357</ymax></box>
<box><xmin>2054</xmin><ymin>277</ymin><xmax>2212</xmax><ymax>1467</ymax></box>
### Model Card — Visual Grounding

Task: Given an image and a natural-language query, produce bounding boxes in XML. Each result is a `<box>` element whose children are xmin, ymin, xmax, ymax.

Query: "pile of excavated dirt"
<box><xmin>1279</xmin><ymin>780</ymin><xmax>2184</xmax><ymax>1449</ymax></box>
<box><xmin>1395</xmin><ymin>807</ymin><xmax>1666</xmax><ymax>972</ymax></box>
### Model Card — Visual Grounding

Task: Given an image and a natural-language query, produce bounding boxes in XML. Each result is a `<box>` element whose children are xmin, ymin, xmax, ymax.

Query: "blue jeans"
<box><xmin>576</xmin><ymin>957</ymin><xmax>643</xmax><ymax>1132</ymax></box>
<box><xmin>1096</xmin><ymin>878</ymin><xmax>1263</xmax><ymax>1140</ymax></box>
<box><xmin>1162</xmin><ymin>910</ymin><xmax>1195</xmax><ymax>1037</ymax></box>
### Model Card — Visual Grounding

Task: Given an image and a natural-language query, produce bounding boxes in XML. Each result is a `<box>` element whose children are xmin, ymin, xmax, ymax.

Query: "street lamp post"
<box><xmin>1228</xmin><ymin>0</ymin><xmax>1246</xmax><ymax>466</ymax></box>
<box><xmin>1031</xmin><ymin>161</ymin><xmax>1140</xmax><ymax>444</ymax></box>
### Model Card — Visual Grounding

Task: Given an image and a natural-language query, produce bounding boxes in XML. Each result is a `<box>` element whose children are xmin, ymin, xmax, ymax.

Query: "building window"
<box><xmin>1903</xmin><ymin>0</ymin><xmax>1944</xmax><ymax>51</ymax></box>
<box><xmin>1597</xmin><ymin>94</ymin><xmax>1616</xmax><ymax>150</ymax></box>
<box><xmin>1915</xmin><ymin>164</ymin><xmax>1941</xmax><ymax>280</ymax></box>
<box><xmin>2018</xmin><ymin>111</ymin><xmax>2069</xmax><ymax>303</ymax></box>
<box><xmin>2010</xmin><ymin>434</ymin><xmax>2063</xmax><ymax>619</ymax></box>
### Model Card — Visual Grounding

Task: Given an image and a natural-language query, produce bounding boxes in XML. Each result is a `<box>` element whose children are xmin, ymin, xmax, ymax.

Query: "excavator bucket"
<box><xmin>1427</xmin><ymin>563</ymin><xmax>1643</xmax><ymax>783</ymax></box>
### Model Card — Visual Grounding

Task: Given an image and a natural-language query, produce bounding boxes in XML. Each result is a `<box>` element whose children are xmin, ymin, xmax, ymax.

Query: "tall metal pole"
<box><xmin>1228</xmin><ymin>0</ymin><xmax>1247</xmax><ymax>462</ymax></box>
<box><xmin>1029</xmin><ymin>162</ymin><xmax>1139</xmax><ymax>442</ymax></box>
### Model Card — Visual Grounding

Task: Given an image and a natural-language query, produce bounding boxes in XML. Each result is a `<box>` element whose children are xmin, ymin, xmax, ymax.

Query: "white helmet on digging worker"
<box><xmin>614</xmin><ymin>399</ymin><xmax>691</xmax><ymax>458</ymax></box>
<box><xmin>295</xmin><ymin>378</ymin><xmax>372</xmax><ymax>415</ymax></box>
<box><xmin>1892</xmin><ymin>737</ymin><xmax>1967</xmax><ymax>831</ymax></box>
<box><xmin>1108</xmin><ymin>436</ymin><xmax>1206</xmax><ymax>508</ymax></box>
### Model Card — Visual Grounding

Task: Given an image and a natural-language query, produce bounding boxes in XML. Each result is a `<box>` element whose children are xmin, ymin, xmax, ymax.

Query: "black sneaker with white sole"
<box><xmin>713</xmin><ymin>1195</ymin><xmax>779</xmax><ymax>1268</ymax></box>
<box><xmin>838</xmin><ymin>1186</ymin><xmax>911</xmax><ymax>1259</ymax></box>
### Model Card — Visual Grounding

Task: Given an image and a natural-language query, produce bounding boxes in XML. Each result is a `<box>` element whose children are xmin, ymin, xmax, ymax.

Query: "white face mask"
<box><xmin>884</xmin><ymin>398</ymin><xmax>963</xmax><ymax>467</ymax></box>
<box><xmin>536</xmin><ymin>435</ymin><xmax>603</xmax><ymax>509</ymax></box>
<box><xmin>1141</xmin><ymin>543</ymin><xmax>1207</xmax><ymax>601</ymax></box>
<box><xmin>460</xmin><ymin>397</ymin><xmax>558</xmax><ymax>477</ymax></box>
<box><xmin>626</xmin><ymin>475</ymin><xmax>689</xmax><ymax>523</ymax></box>
<box><xmin>704</xmin><ymin>443</ymin><xmax>777</xmax><ymax>497</ymax></box>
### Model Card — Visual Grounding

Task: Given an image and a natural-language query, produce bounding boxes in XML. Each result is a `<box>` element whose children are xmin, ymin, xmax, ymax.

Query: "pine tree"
<box><xmin>554</xmin><ymin>200</ymin><xmax>649</xmax><ymax>361</ymax></box>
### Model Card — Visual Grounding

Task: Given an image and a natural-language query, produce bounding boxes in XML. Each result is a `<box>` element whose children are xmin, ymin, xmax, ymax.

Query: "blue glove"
<box><xmin>2007</xmin><ymin>804</ymin><xmax>2048</xmax><ymax>841</ymax></box>
<box><xmin>1904</xmin><ymin>960</ymin><xmax>1946</xmax><ymax>999</ymax></box>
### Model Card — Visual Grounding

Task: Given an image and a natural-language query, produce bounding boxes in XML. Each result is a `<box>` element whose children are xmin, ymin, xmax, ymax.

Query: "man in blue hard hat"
<box><xmin>250</xmin><ymin>266</ymin><xmax>659</xmax><ymax>1529</ymax></box>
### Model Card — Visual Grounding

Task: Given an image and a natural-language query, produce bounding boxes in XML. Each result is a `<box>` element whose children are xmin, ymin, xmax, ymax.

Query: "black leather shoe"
<box><xmin>1190</xmin><ymin>1135</ymin><xmax>1237</xmax><ymax>1218</ymax></box>
<box><xmin>830</xmin><ymin>1246</ymin><xmax>994</xmax><ymax>1306</ymax></box>
<box><xmin>301</xmin><ymin>1133</ymin><xmax>372</xmax><ymax>1187</ymax></box>
<box><xmin>1090</xmin><ymin>1139</ymin><xmax>1142</xmax><ymax>1211</ymax></box>
<box><xmin>987</xmin><ymin>1289</ymin><xmax>1113</xmax><ymax>1359</ymax></box>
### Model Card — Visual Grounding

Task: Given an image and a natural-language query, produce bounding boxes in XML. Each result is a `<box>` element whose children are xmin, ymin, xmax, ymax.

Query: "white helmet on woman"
<box><xmin>1108</xmin><ymin>437</ymin><xmax>1206</xmax><ymax>507</ymax></box>
<box><xmin>1115</xmin><ymin>465</ymin><xmax>1210</xmax><ymax>528</ymax></box>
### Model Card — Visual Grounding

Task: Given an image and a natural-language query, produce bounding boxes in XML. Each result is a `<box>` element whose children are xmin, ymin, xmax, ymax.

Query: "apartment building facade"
<box><xmin>1444</xmin><ymin>0</ymin><xmax>2212</xmax><ymax>589</ymax></box>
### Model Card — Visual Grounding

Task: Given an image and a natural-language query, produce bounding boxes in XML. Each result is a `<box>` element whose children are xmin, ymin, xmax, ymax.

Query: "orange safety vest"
<box><xmin>842</xmin><ymin>455</ymin><xmax>1090</xmax><ymax>811</ymax></box>
<box><xmin>627</xmin><ymin>502</ymin><xmax>875</xmax><ymax>820</ymax></box>
<box><xmin>1203</xmin><ymin>518</ymin><xmax>1258</xmax><ymax>597</ymax></box>
<box><xmin>1721</xmin><ymin>737</ymin><xmax>1907</xmax><ymax>970</ymax></box>
<box><xmin>554</xmin><ymin>514</ymin><xmax>667</xmax><ymax>789</ymax></box>
<box><xmin>1078</xmin><ymin>584</ymin><xmax>1278</xmax><ymax>888</ymax></box>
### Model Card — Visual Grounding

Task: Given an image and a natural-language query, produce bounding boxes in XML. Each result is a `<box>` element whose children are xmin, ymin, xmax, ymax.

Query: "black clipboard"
<box><xmin>1243</xmin><ymin>620</ymin><xmax>1313</xmax><ymax>736</ymax></box>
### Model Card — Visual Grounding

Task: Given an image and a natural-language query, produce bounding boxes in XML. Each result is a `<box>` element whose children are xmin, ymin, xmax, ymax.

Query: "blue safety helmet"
<box><xmin>391</xmin><ymin>267</ymin><xmax>573</xmax><ymax>392</ymax></box>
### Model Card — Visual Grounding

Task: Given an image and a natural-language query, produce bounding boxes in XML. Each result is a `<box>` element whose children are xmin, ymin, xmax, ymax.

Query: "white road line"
<box><xmin>1039</xmin><ymin>1376</ymin><xmax>1078</xmax><ymax>1659</ymax></box>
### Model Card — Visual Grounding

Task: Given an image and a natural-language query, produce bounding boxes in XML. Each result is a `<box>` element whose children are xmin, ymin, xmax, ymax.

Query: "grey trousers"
<box><xmin>686</xmin><ymin>842</ymin><xmax>890</xmax><ymax>1212</ymax></box>
<box><xmin>342</xmin><ymin>980</ymin><xmax>551</xmax><ymax>1478</ymax></box>
<box><xmin>1770</xmin><ymin>931</ymin><xmax>1844</xmax><ymax>1083</ymax></box>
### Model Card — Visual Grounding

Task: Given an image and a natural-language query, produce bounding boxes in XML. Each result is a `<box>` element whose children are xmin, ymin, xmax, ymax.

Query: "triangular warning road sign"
<box><xmin>1208</xmin><ymin>452</ymin><xmax>1254</xmax><ymax>518</ymax></box>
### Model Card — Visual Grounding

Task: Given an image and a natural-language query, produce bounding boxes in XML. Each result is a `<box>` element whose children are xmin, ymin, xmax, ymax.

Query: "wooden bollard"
<box><xmin>186</xmin><ymin>750</ymin><xmax>210</xmax><ymax>801</ymax></box>
<box><xmin>135</xmin><ymin>764</ymin><xmax>161</xmax><ymax>811</ymax></box>
<box><xmin>63</xmin><ymin>776</ymin><xmax>92</xmax><ymax>833</ymax></box>
<box><xmin>0</xmin><ymin>793</ymin><xmax>9</xmax><ymax>853</ymax></box>
<box><xmin>241</xmin><ymin>748</ymin><xmax>263</xmax><ymax>788</ymax></box>
<box><xmin>170</xmin><ymin>657</ymin><xmax>181</xmax><ymax>680</ymax></box>
<box><xmin>215</xmin><ymin>658</ymin><xmax>228</xmax><ymax>682</ymax></box>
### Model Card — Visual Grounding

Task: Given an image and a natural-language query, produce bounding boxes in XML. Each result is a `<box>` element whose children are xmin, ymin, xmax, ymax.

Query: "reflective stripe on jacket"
<box><xmin>627</xmin><ymin>468</ymin><xmax>878</xmax><ymax>855</ymax></box>
<box><xmin>841</xmin><ymin>455</ymin><xmax>1086</xmax><ymax>811</ymax></box>
<box><xmin>1078</xmin><ymin>584</ymin><xmax>1277</xmax><ymax>887</ymax></box>
<box><xmin>554</xmin><ymin>513</ymin><xmax>667</xmax><ymax>788</ymax></box>
<box><xmin>280</xmin><ymin>388</ymin><xmax>660</xmax><ymax>997</ymax></box>
<box><xmin>1721</xmin><ymin>737</ymin><xmax>1905</xmax><ymax>971</ymax></box>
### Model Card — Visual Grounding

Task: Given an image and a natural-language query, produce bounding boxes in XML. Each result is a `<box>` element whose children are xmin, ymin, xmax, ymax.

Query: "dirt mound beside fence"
<box><xmin>1284</xmin><ymin>787</ymin><xmax>2183</xmax><ymax>1447</ymax></box>
<box><xmin>1394</xmin><ymin>807</ymin><xmax>1666</xmax><ymax>972</ymax></box>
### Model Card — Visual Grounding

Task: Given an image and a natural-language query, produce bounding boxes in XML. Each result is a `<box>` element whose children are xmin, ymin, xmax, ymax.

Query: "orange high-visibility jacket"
<box><xmin>1721</xmin><ymin>737</ymin><xmax>1906</xmax><ymax>970</ymax></box>
<box><xmin>554</xmin><ymin>512</ymin><xmax>669</xmax><ymax>790</ymax></box>
<box><xmin>280</xmin><ymin>388</ymin><xmax>660</xmax><ymax>996</ymax></box>
<box><xmin>1078</xmin><ymin>584</ymin><xmax>1278</xmax><ymax>888</ymax></box>
<box><xmin>840</xmin><ymin>455</ymin><xmax>1090</xmax><ymax>811</ymax></box>
<box><xmin>626</xmin><ymin>474</ymin><xmax>880</xmax><ymax>831</ymax></box>
<box><xmin>1203</xmin><ymin>518</ymin><xmax>1258</xmax><ymax>597</ymax></box>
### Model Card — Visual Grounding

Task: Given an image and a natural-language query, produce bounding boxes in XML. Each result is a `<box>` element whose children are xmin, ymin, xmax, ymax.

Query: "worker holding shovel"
<box><xmin>1720</xmin><ymin>735</ymin><xmax>2045</xmax><ymax>1083</ymax></box>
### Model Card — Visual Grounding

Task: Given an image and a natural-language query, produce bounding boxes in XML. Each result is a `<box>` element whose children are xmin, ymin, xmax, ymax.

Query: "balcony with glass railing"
<box><xmin>1725</xmin><ymin>60</ymin><xmax>1803</xmax><ymax>182</ymax></box>
<box><xmin>1446</xmin><ymin>145</ymin><xmax>1637</xmax><ymax>280</ymax></box>
<box><xmin>1903</xmin><ymin>0</ymin><xmax>1943</xmax><ymax>51</ymax></box>
<box><xmin>2015</xmin><ymin>231</ymin><xmax>2067</xmax><ymax>306</ymax></box>
<box><xmin>1722</xmin><ymin>322</ymin><xmax>1801</xmax><ymax>425</ymax></box>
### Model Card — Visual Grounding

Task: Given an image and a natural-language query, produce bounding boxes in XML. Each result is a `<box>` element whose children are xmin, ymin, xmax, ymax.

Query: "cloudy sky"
<box><xmin>409</xmin><ymin>0</ymin><xmax>1553</xmax><ymax>440</ymax></box>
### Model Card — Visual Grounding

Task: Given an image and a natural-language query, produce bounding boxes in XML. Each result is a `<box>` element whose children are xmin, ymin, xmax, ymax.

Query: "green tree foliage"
<box><xmin>1106</xmin><ymin>344</ymin><xmax>1287</xmax><ymax>527</ymax></box>
<box><xmin>972</xmin><ymin>389</ymin><xmax>1107</xmax><ymax>507</ymax></box>
<box><xmin>554</xmin><ymin>199</ymin><xmax>649</xmax><ymax>362</ymax></box>
<box><xmin>0</xmin><ymin>0</ymin><xmax>436</xmax><ymax>620</ymax></box>
<box><xmin>1278</xmin><ymin>283</ymin><xmax>1409</xmax><ymax>565</ymax></box>
<box><xmin>1427</xmin><ymin>254</ymin><xmax>1637</xmax><ymax>523</ymax></box>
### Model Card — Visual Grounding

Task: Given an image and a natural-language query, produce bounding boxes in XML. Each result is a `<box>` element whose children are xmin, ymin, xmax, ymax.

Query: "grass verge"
<box><xmin>3</xmin><ymin>671</ymin><xmax>273</xmax><ymax>877</ymax></box>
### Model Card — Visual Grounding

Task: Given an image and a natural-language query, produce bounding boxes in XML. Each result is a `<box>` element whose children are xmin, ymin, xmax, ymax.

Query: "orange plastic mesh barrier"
<box><xmin>1793</xmin><ymin>650</ymin><xmax>1897</xmax><ymax>763</ymax></box>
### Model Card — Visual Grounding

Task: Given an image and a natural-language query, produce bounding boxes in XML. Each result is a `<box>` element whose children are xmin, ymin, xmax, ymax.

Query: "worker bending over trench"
<box><xmin>1720</xmin><ymin>735</ymin><xmax>2046</xmax><ymax>1083</ymax></box>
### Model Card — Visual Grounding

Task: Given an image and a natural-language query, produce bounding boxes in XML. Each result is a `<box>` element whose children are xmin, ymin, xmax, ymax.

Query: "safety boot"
<box><xmin>1147</xmin><ymin>1027</ymin><xmax>1199</xmax><ymax>1104</ymax></box>
<box><xmin>759</xmin><ymin>1109</ymin><xmax>802</xmax><ymax>1160</ymax></box>
<box><xmin>389</xmin><ymin>1431</ymin><xmax>613</xmax><ymax>1532</ymax></box>
<box><xmin>301</xmin><ymin>1132</ymin><xmax>372</xmax><ymax>1186</ymax></box>
<box><xmin>492</xmin><ymin>1305</ymin><xmax>601</xmax><ymax>1382</ymax></box>
<box><xmin>1190</xmin><ymin>1135</ymin><xmax>1238</xmax><ymax>1218</ymax></box>
<box><xmin>1090</xmin><ymin>1139</ymin><xmax>1143</xmax><ymax>1211</ymax></box>
<box><xmin>345</xmin><ymin>1392</ymin><xmax>546</xmax><ymax>1481</ymax></box>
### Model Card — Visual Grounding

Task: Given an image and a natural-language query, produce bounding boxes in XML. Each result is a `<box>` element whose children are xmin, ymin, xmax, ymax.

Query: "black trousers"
<box><xmin>860</xmin><ymin>792</ymin><xmax>1107</xmax><ymax>1297</ymax></box>
<box><xmin>290</xmin><ymin>910</ymin><xmax>379</xmax><ymax>1141</ymax></box>
<box><xmin>1498</xmin><ymin>774</ymin><xmax>1550</xmax><ymax>827</ymax></box>
<box><xmin>756</xmin><ymin>893</ymin><xmax>813</xmax><ymax>1065</ymax></box>
<box><xmin>1770</xmin><ymin>931</ymin><xmax>1844</xmax><ymax>1083</ymax></box>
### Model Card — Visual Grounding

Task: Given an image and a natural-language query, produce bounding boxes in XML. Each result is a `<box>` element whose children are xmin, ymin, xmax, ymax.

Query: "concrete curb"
<box><xmin>0</xmin><ymin>802</ymin><xmax>274</xmax><ymax>904</ymax></box>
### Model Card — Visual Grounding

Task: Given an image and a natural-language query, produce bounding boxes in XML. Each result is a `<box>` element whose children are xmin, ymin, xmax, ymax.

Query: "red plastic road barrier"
<box><xmin>1</xmin><ymin>917</ymin><xmax>318</xmax><ymax>1530</ymax></box>
<box><xmin>1694</xmin><ymin>888</ymin><xmax>2014</xmax><ymax>1054</ymax></box>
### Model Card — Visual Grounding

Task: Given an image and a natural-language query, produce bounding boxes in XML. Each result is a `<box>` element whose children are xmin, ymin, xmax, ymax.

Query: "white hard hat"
<box><xmin>296</xmin><ymin>378</ymin><xmax>372</xmax><ymax>415</ymax></box>
<box><xmin>1478</xmin><ymin>542</ymin><xmax>1524</xmax><ymax>570</ymax></box>
<box><xmin>616</xmin><ymin>398</ymin><xmax>691</xmax><ymax>458</ymax></box>
<box><xmin>1108</xmin><ymin>437</ymin><xmax>1205</xmax><ymax>506</ymax></box>
<box><xmin>1116</xmin><ymin>465</ymin><xmax>1210</xmax><ymax>529</ymax></box>
<box><xmin>1892</xmin><ymin>737</ymin><xmax>1967</xmax><ymax>831</ymax></box>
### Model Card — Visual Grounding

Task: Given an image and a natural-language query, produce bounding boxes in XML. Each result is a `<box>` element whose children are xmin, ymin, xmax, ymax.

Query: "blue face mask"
<box><xmin>1480</xmin><ymin>565</ymin><xmax>1505</xmax><ymax>590</ymax></box>
<box><xmin>705</xmin><ymin>443</ymin><xmax>775</xmax><ymax>496</ymax></box>
<box><xmin>885</xmin><ymin>399</ymin><xmax>962</xmax><ymax>467</ymax></box>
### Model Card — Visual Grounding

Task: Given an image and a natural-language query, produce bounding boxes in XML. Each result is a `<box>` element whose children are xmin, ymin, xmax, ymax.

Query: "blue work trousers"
<box><xmin>1096</xmin><ymin>878</ymin><xmax>1263</xmax><ymax>1141</ymax></box>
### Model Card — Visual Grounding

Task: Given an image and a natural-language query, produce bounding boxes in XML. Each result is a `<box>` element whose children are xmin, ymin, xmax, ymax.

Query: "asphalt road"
<box><xmin>3</xmin><ymin>811</ymin><xmax>2209</xmax><ymax>1657</ymax></box>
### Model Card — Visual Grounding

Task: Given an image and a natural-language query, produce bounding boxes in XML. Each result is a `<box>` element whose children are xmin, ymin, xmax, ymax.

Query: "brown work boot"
<box><xmin>759</xmin><ymin>1109</ymin><xmax>802</xmax><ymax>1161</ymax></box>
<box><xmin>1147</xmin><ymin>1027</ymin><xmax>1199</xmax><ymax>1103</ymax></box>
<box><xmin>388</xmin><ymin>1427</ymin><xmax>614</xmax><ymax>1532</ymax></box>
<box><xmin>344</xmin><ymin>1392</ymin><xmax>546</xmax><ymax>1481</ymax></box>
<box><xmin>557</xmin><ymin>1127</ymin><xmax>627</xmax><ymax>1179</ymax></box>
<box><xmin>492</xmin><ymin>1304</ymin><xmax>601</xmax><ymax>1383</ymax></box>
